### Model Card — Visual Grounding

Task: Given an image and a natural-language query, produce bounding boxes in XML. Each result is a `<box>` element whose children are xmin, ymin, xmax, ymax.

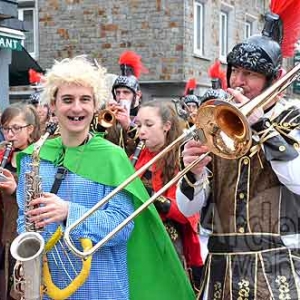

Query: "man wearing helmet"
<box><xmin>110</xmin><ymin>69</ymin><xmax>142</xmax><ymax>131</ymax></box>
<box><xmin>177</xmin><ymin>79</ymin><xmax>201</xmax><ymax>127</ymax></box>
<box><xmin>183</xmin><ymin>94</ymin><xmax>200</xmax><ymax>126</ymax></box>
<box><xmin>97</xmin><ymin>51</ymin><xmax>147</xmax><ymax>156</ymax></box>
<box><xmin>176</xmin><ymin>1</ymin><xmax>300</xmax><ymax>299</ymax></box>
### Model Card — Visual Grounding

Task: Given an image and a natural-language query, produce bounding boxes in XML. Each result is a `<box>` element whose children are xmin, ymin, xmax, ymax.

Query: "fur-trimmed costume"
<box><xmin>198</xmin><ymin>102</ymin><xmax>300</xmax><ymax>299</ymax></box>
<box><xmin>176</xmin><ymin>0</ymin><xmax>300</xmax><ymax>298</ymax></box>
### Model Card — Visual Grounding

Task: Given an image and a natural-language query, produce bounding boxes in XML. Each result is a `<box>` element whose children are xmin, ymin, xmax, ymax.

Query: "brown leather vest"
<box><xmin>210</xmin><ymin>152</ymin><xmax>282</xmax><ymax>235</ymax></box>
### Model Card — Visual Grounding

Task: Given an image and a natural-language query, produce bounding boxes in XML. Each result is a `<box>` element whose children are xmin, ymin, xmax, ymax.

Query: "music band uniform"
<box><xmin>176</xmin><ymin>1</ymin><xmax>300</xmax><ymax>299</ymax></box>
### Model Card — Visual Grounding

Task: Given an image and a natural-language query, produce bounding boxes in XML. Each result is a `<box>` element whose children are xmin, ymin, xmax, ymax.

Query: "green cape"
<box><xmin>18</xmin><ymin>135</ymin><xmax>195</xmax><ymax>300</ymax></box>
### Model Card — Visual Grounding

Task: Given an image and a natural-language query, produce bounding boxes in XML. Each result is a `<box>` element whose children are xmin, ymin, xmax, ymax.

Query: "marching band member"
<box><xmin>176</xmin><ymin>1</ymin><xmax>300</xmax><ymax>299</ymax></box>
<box><xmin>0</xmin><ymin>103</ymin><xmax>41</xmax><ymax>300</ymax></box>
<box><xmin>16</xmin><ymin>56</ymin><xmax>194</xmax><ymax>299</ymax></box>
<box><xmin>97</xmin><ymin>51</ymin><xmax>148</xmax><ymax>156</ymax></box>
<box><xmin>134</xmin><ymin>100</ymin><xmax>203</xmax><ymax>291</ymax></box>
<box><xmin>183</xmin><ymin>79</ymin><xmax>200</xmax><ymax>127</ymax></box>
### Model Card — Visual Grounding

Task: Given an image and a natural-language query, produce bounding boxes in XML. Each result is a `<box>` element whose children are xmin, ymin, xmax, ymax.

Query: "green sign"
<box><xmin>0</xmin><ymin>35</ymin><xmax>22</xmax><ymax>51</ymax></box>
<box><xmin>293</xmin><ymin>51</ymin><xmax>300</xmax><ymax>94</ymax></box>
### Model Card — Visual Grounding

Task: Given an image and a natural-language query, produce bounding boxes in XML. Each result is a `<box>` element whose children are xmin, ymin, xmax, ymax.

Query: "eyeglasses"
<box><xmin>1</xmin><ymin>124</ymin><xmax>30</xmax><ymax>135</ymax></box>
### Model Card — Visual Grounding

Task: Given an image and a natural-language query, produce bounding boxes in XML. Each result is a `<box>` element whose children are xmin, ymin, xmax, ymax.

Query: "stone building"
<box><xmin>11</xmin><ymin>0</ymin><xmax>297</xmax><ymax>101</ymax></box>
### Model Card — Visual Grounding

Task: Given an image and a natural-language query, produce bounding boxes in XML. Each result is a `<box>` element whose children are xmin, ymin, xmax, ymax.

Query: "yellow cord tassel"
<box><xmin>45</xmin><ymin>226</ymin><xmax>63</xmax><ymax>252</ymax></box>
<box><xmin>43</xmin><ymin>238</ymin><xmax>93</xmax><ymax>300</ymax></box>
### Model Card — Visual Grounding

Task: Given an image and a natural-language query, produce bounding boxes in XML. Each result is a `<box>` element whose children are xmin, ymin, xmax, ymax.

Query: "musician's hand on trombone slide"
<box><xmin>27</xmin><ymin>192</ymin><xmax>69</xmax><ymax>228</ymax></box>
<box><xmin>182</xmin><ymin>140</ymin><xmax>211</xmax><ymax>176</ymax></box>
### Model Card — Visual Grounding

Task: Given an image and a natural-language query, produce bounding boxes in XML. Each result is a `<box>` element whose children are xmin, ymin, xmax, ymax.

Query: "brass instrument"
<box><xmin>97</xmin><ymin>104</ymin><xmax>126</xmax><ymax>128</ymax></box>
<box><xmin>172</xmin><ymin>98</ymin><xmax>190</xmax><ymax>122</ymax></box>
<box><xmin>64</xmin><ymin>62</ymin><xmax>300</xmax><ymax>259</ymax></box>
<box><xmin>97</xmin><ymin>109</ymin><xmax>116</xmax><ymax>128</ymax></box>
<box><xmin>10</xmin><ymin>122</ymin><xmax>93</xmax><ymax>300</ymax></box>
<box><xmin>172</xmin><ymin>98</ymin><xmax>198</xmax><ymax>126</ymax></box>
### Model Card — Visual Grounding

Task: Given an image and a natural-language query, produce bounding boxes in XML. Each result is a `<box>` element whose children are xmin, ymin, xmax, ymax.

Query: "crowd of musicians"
<box><xmin>0</xmin><ymin>1</ymin><xmax>300</xmax><ymax>299</ymax></box>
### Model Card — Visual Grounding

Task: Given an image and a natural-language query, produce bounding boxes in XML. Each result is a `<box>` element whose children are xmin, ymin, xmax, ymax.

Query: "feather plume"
<box><xmin>119</xmin><ymin>51</ymin><xmax>148</xmax><ymax>79</ymax></box>
<box><xmin>28</xmin><ymin>69</ymin><xmax>42</xmax><ymax>84</ymax></box>
<box><xmin>184</xmin><ymin>78</ymin><xmax>196</xmax><ymax>96</ymax></box>
<box><xmin>270</xmin><ymin>0</ymin><xmax>300</xmax><ymax>57</ymax></box>
<box><xmin>208</xmin><ymin>60</ymin><xmax>227</xmax><ymax>90</ymax></box>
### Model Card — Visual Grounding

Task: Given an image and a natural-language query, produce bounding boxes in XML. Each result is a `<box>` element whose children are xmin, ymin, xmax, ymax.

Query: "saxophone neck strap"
<box><xmin>50</xmin><ymin>166</ymin><xmax>67</xmax><ymax>194</ymax></box>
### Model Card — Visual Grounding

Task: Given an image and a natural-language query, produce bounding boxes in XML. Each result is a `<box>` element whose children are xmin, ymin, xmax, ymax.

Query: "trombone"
<box><xmin>64</xmin><ymin>62</ymin><xmax>300</xmax><ymax>259</ymax></box>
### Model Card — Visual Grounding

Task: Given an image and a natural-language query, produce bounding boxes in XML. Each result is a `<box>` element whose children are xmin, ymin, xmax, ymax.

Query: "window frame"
<box><xmin>219</xmin><ymin>10</ymin><xmax>228</xmax><ymax>61</ymax></box>
<box><xmin>244</xmin><ymin>21</ymin><xmax>252</xmax><ymax>39</ymax></box>
<box><xmin>17</xmin><ymin>0</ymin><xmax>38</xmax><ymax>58</ymax></box>
<box><xmin>193</xmin><ymin>0</ymin><xmax>205</xmax><ymax>56</ymax></box>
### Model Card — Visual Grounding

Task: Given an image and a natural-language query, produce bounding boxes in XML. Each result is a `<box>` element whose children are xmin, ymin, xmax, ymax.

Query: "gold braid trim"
<box><xmin>250</xmin><ymin>124</ymin><xmax>279</xmax><ymax>168</ymax></box>
<box><xmin>273</xmin><ymin>124</ymin><xmax>300</xmax><ymax>148</ymax></box>
<box><xmin>118</xmin><ymin>127</ymin><xmax>125</xmax><ymax>149</ymax></box>
<box><xmin>127</xmin><ymin>123</ymin><xmax>139</xmax><ymax>140</ymax></box>
<box><xmin>250</xmin><ymin>121</ymin><xmax>300</xmax><ymax>169</ymax></box>
<box><xmin>43</xmin><ymin>227</ymin><xmax>93</xmax><ymax>300</ymax></box>
<box><xmin>183</xmin><ymin>173</ymin><xmax>210</xmax><ymax>189</ymax></box>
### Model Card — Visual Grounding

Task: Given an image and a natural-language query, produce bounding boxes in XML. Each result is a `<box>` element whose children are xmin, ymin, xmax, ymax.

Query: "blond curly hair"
<box><xmin>40</xmin><ymin>56</ymin><xmax>108</xmax><ymax>109</ymax></box>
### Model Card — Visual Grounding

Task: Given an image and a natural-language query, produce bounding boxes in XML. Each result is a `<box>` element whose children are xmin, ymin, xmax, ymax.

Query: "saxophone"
<box><xmin>10</xmin><ymin>123</ymin><xmax>57</xmax><ymax>300</ymax></box>
<box><xmin>10</xmin><ymin>123</ymin><xmax>92</xmax><ymax>300</ymax></box>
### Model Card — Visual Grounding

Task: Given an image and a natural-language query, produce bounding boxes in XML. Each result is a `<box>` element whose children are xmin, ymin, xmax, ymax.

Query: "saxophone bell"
<box><xmin>10</xmin><ymin>232</ymin><xmax>45</xmax><ymax>300</ymax></box>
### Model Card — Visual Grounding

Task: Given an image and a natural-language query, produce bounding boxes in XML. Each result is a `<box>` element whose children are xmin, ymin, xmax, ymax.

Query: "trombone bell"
<box><xmin>195</xmin><ymin>99</ymin><xmax>252</xmax><ymax>159</ymax></box>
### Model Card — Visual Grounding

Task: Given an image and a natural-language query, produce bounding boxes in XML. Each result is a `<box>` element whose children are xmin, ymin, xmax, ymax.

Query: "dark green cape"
<box><xmin>18</xmin><ymin>135</ymin><xmax>195</xmax><ymax>300</ymax></box>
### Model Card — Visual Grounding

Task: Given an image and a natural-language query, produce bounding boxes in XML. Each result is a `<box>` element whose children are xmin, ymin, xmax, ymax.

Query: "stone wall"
<box><xmin>38</xmin><ymin>0</ymin><xmax>185</xmax><ymax>82</ymax></box>
<box><xmin>37</xmin><ymin>0</ymin><xmax>273</xmax><ymax>99</ymax></box>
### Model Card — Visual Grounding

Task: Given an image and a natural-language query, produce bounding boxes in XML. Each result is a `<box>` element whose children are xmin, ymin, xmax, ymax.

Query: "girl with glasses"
<box><xmin>0</xmin><ymin>103</ymin><xmax>40</xmax><ymax>300</ymax></box>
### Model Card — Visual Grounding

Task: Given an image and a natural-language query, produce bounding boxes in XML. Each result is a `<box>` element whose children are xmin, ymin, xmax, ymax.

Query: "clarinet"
<box><xmin>0</xmin><ymin>141</ymin><xmax>13</xmax><ymax>168</ymax></box>
<box><xmin>131</xmin><ymin>140</ymin><xmax>145</xmax><ymax>167</ymax></box>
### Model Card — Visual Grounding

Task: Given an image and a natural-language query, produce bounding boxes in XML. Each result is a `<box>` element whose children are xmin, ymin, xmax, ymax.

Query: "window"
<box><xmin>18</xmin><ymin>0</ymin><xmax>38</xmax><ymax>58</ymax></box>
<box><xmin>245</xmin><ymin>21</ymin><xmax>252</xmax><ymax>39</ymax></box>
<box><xmin>194</xmin><ymin>1</ymin><xmax>204</xmax><ymax>56</ymax></box>
<box><xmin>219</xmin><ymin>11</ymin><xmax>228</xmax><ymax>61</ymax></box>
